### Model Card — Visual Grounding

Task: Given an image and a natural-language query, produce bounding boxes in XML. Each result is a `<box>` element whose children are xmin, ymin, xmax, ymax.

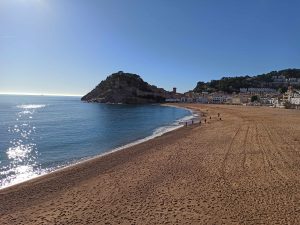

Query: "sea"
<box><xmin>0</xmin><ymin>95</ymin><xmax>196</xmax><ymax>189</ymax></box>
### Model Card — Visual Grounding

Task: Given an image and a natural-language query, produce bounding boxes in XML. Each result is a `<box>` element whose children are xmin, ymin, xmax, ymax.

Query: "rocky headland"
<box><xmin>81</xmin><ymin>71</ymin><xmax>169</xmax><ymax>104</ymax></box>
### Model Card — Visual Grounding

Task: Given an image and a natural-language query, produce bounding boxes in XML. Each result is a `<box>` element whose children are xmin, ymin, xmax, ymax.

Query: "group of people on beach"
<box><xmin>185</xmin><ymin>112</ymin><xmax>222</xmax><ymax>127</ymax></box>
<box><xmin>203</xmin><ymin>112</ymin><xmax>221</xmax><ymax>124</ymax></box>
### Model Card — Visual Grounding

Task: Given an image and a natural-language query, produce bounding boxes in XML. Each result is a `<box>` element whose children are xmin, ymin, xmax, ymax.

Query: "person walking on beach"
<box><xmin>218</xmin><ymin>113</ymin><xmax>220</xmax><ymax>117</ymax></box>
<box><xmin>204</xmin><ymin>119</ymin><xmax>207</xmax><ymax>123</ymax></box>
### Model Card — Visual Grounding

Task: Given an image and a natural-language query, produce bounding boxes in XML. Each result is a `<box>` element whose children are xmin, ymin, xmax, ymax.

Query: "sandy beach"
<box><xmin>1</xmin><ymin>104</ymin><xmax>300</xmax><ymax>224</ymax></box>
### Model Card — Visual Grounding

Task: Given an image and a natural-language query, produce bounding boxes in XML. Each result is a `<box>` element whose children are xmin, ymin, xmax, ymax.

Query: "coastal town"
<box><xmin>166</xmin><ymin>74</ymin><xmax>300</xmax><ymax>109</ymax></box>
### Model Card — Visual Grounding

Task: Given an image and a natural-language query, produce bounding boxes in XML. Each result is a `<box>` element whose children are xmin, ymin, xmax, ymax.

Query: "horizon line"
<box><xmin>0</xmin><ymin>92</ymin><xmax>83</xmax><ymax>97</ymax></box>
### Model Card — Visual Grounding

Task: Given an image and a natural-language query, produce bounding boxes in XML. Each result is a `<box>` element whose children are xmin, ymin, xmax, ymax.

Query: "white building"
<box><xmin>260</xmin><ymin>97</ymin><xmax>273</xmax><ymax>105</ymax></box>
<box><xmin>288</xmin><ymin>78</ymin><xmax>300</xmax><ymax>85</ymax></box>
<box><xmin>232</xmin><ymin>96</ymin><xmax>241</xmax><ymax>104</ymax></box>
<box><xmin>283</xmin><ymin>87</ymin><xmax>300</xmax><ymax>105</ymax></box>
<box><xmin>211</xmin><ymin>96</ymin><xmax>227</xmax><ymax>104</ymax></box>
<box><xmin>196</xmin><ymin>97</ymin><xmax>209</xmax><ymax>104</ymax></box>
<box><xmin>291</xmin><ymin>97</ymin><xmax>300</xmax><ymax>105</ymax></box>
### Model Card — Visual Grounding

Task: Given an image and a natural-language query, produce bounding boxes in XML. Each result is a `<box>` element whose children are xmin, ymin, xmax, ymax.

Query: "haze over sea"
<box><xmin>0</xmin><ymin>95</ymin><xmax>192</xmax><ymax>189</ymax></box>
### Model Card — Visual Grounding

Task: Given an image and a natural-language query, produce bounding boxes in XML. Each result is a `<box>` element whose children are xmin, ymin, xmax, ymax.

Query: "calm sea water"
<box><xmin>0</xmin><ymin>95</ymin><xmax>193</xmax><ymax>189</ymax></box>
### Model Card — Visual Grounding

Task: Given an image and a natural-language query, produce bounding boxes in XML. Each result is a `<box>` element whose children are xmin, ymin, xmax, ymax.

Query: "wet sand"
<box><xmin>1</xmin><ymin>104</ymin><xmax>300</xmax><ymax>224</ymax></box>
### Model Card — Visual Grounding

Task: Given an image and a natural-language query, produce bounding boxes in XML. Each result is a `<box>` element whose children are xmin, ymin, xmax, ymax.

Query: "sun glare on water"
<box><xmin>0</xmin><ymin>104</ymin><xmax>49</xmax><ymax>189</ymax></box>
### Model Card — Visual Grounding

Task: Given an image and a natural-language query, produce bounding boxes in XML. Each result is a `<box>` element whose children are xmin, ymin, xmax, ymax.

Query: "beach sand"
<box><xmin>1</xmin><ymin>104</ymin><xmax>300</xmax><ymax>224</ymax></box>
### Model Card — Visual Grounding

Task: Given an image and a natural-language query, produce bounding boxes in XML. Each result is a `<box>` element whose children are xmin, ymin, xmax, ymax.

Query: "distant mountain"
<box><xmin>193</xmin><ymin>69</ymin><xmax>300</xmax><ymax>94</ymax></box>
<box><xmin>81</xmin><ymin>71</ymin><xmax>168</xmax><ymax>104</ymax></box>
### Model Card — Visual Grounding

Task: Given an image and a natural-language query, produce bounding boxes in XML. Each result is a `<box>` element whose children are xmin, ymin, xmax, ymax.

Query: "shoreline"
<box><xmin>0</xmin><ymin>104</ymin><xmax>198</xmax><ymax>192</ymax></box>
<box><xmin>1</xmin><ymin>104</ymin><xmax>299</xmax><ymax>224</ymax></box>
<box><xmin>0</xmin><ymin>109</ymin><xmax>200</xmax><ymax>197</ymax></box>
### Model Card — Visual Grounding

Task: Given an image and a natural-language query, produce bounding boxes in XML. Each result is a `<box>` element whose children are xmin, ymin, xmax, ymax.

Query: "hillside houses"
<box><xmin>165</xmin><ymin>85</ymin><xmax>299</xmax><ymax>109</ymax></box>
<box><xmin>272</xmin><ymin>75</ymin><xmax>300</xmax><ymax>86</ymax></box>
<box><xmin>283</xmin><ymin>87</ymin><xmax>300</xmax><ymax>108</ymax></box>
<box><xmin>240</xmin><ymin>88</ymin><xmax>278</xmax><ymax>95</ymax></box>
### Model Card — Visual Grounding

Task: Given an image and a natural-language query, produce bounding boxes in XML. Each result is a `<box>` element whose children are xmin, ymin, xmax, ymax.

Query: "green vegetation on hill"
<box><xmin>193</xmin><ymin>69</ymin><xmax>300</xmax><ymax>93</ymax></box>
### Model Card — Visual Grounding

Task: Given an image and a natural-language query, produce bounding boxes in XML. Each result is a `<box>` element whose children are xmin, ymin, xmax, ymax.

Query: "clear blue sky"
<box><xmin>1</xmin><ymin>0</ymin><xmax>300</xmax><ymax>95</ymax></box>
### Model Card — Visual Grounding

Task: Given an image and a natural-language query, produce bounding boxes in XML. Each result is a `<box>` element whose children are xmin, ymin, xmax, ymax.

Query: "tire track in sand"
<box><xmin>241</xmin><ymin>125</ymin><xmax>250</xmax><ymax>171</ymax></box>
<box><xmin>261</xmin><ymin>122</ymin><xmax>297</xmax><ymax>181</ymax></box>
<box><xmin>220</xmin><ymin>126</ymin><xmax>241</xmax><ymax>184</ymax></box>
<box><xmin>256</xmin><ymin>123</ymin><xmax>288</xmax><ymax>183</ymax></box>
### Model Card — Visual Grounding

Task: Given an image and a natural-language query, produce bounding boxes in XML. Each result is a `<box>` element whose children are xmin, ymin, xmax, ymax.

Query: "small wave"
<box><xmin>152</xmin><ymin>124</ymin><xmax>182</xmax><ymax>136</ymax></box>
<box><xmin>17</xmin><ymin>104</ymin><xmax>46</xmax><ymax>109</ymax></box>
<box><xmin>177</xmin><ymin>114</ymin><xmax>198</xmax><ymax>123</ymax></box>
<box><xmin>110</xmin><ymin>124</ymin><xmax>182</xmax><ymax>154</ymax></box>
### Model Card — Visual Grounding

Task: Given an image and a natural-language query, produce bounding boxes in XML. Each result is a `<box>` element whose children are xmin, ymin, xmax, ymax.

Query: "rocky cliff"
<box><xmin>81</xmin><ymin>71</ymin><xmax>168</xmax><ymax>104</ymax></box>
